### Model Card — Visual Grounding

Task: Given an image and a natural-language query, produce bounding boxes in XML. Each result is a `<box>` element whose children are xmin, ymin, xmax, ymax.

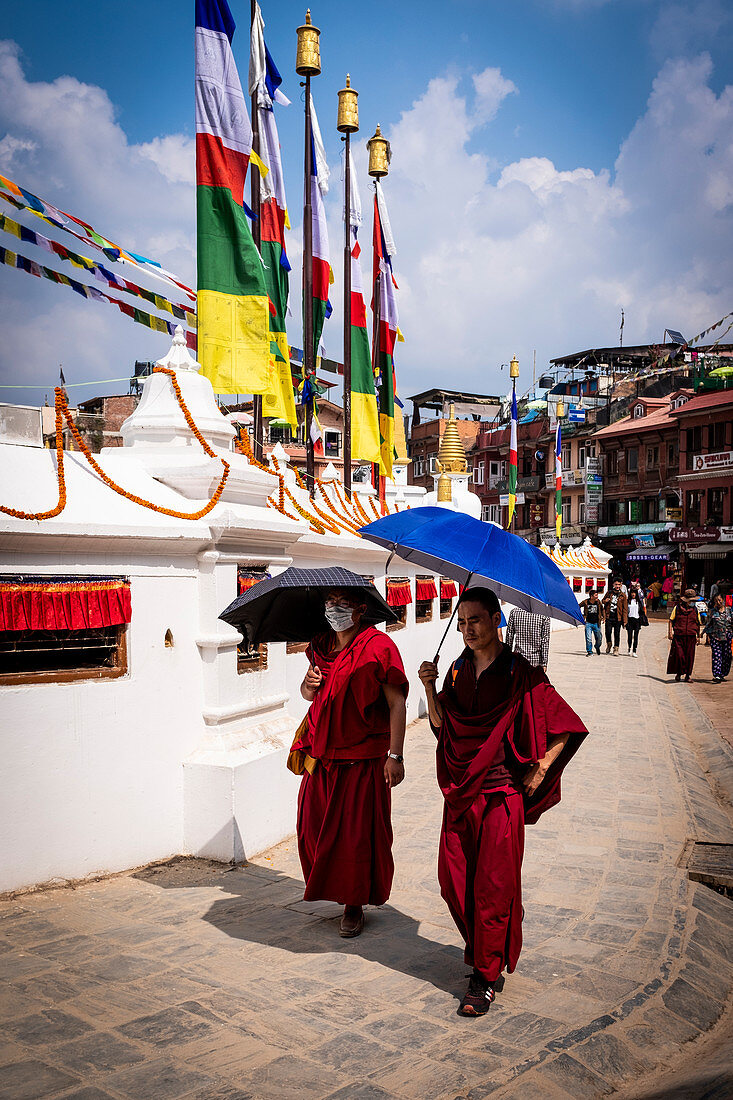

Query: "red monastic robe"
<box><xmin>436</xmin><ymin>646</ymin><xmax>587</xmax><ymax>982</ymax></box>
<box><xmin>295</xmin><ymin>626</ymin><xmax>408</xmax><ymax>906</ymax></box>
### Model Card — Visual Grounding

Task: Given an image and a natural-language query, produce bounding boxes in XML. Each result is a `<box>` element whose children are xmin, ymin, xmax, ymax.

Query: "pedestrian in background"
<box><xmin>703</xmin><ymin>594</ymin><xmax>733</xmax><ymax>684</ymax></box>
<box><xmin>602</xmin><ymin>579</ymin><xmax>628</xmax><ymax>655</ymax></box>
<box><xmin>667</xmin><ymin>588</ymin><xmax>701</xmax><ymax>683</ymax></box>
<box><xmin>579</xmin><ymin>589</ymin><xmax>604</xmax><ymax>656</ymax></box>
<box><xmin>626</xmin><ymin>581</ymin><xmax>647</xmax><ymax>658</ymax></box>
<box><xmin>505</xmin><ymin>607</ymin><xmax>551</xmax><ymax>671</ymax></box>
<box><xmin>649</xmin><ymin>578</ymin><xmax>662</xmax><ymax>611</ymax></box>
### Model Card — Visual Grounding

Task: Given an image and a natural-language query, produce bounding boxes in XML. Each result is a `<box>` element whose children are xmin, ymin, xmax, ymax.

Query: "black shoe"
<box><xmin>458</xmin><ymin>971</ymin><xmax>495</xmax><ymax>1017</ymax></box>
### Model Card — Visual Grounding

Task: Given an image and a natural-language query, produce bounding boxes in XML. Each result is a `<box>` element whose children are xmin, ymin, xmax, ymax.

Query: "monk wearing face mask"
<box><xmin>293</xmin><ymin>588</ymin><xmax>408</xmax><ymax>937</ymax></box>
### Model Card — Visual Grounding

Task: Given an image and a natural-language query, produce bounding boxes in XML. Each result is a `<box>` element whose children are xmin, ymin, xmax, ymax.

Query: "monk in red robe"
<box><xmin>419</xmin><ymin>586</ymin><xmax>587</xmax><ymax>1016</ymax></box>
<box><xmin>295</xmin><ymin>588</ymin><xmax>408</xmax><ymax>937</ymax></box>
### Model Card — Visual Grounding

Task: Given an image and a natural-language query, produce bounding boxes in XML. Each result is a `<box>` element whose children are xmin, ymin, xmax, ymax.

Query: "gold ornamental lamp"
<box><xmin>337</xmin><ymin>75</ymin><xmax>359</xmax><ymax>134</ymax></box>
<box><xmin>367</xmin><ymin>123</ymin><xmax>391</xmax><ymax>178</ymax></box>
<box><xmin>509</xmin><ymin>355</ymin><xmax>520</xmax><ymax>379</ymax></box>
<box><xmin>296</xmin><ymin>10</ymin><xmax>321</xmax><ymax>76</ymax></box>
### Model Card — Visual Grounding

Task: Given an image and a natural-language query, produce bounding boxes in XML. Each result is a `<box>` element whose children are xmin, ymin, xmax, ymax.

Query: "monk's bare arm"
<box><xmin>383</xmin><ymin>682</ymin><xmax>407</xmax><ymax>788</ymax></box>
<box><xmin>418</xmin><ymin>660</ymin><xmax>444</xmax><ymax>730</ymax></box>
<box><xmin>522</xmin><ymin>731</ymin><xmax>570</xmax><ymax>796</ymax></box>
<box><xmin>300</xmin><ymin>663</ymin><xmax>323</xmax><ymax>701</ymax></box>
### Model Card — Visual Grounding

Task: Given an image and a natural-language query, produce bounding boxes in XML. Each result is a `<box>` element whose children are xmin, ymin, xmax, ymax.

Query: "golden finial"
<box><xmin>337</xmin><ymin>74</ymin><xmax>359</xmax><ymax>133</ymax></box>
<box><xmin>437</xmin><ymin>403</ymin><xmax>467</xmax><ymax>474</ymax></box>
<box><xmin>367</xmin><ymin>123</ymin><xmax>391</xmax><ymax>178</ymax></box>
<box><xmin>296</xmin><ymin>9</ymin><xmax>321</xmax><ymax>76</ymax></box>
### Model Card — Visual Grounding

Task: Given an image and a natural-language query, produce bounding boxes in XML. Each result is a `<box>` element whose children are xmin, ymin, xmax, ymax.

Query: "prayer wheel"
<box><xmin>337</xmin><ymin>75</ymin><xmax>359</xmax><ymax>134</ymax></box>
<box><xmin>510</xmin><ymin>355</ymin><xmax>520</xmax><ymax>379</ymax></box>
<box><xmin>367</xmin><ymin>124</ymin><xmax>391</xmax><ymax>178</ymax></box>
<box><xmin>296</xmin><ymin>10</ymin><xmax>321</xmax><ymax>76</ymax></box>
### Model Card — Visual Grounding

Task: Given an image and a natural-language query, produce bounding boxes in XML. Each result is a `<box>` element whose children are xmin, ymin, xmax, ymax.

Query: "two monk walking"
<box><xmin>293</xmin><ymin>583</ymin><xmax>587</xmax><ymax>1016</ymax></box>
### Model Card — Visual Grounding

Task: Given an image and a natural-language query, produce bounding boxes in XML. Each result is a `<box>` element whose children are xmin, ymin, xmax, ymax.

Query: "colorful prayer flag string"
<box><xmin>0</xmin><ymin>212</ymin><xmax>196</xmax><ymax>328</ymax></box>
<box><xmin>0</xmin><ymin>245</ymin><xmax>197</xmax><ymax>350</ymax></box>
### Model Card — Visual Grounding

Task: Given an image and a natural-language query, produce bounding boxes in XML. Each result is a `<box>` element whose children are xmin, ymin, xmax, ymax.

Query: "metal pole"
<box><xmin>303</xmin><ymin>75</ymin><xmax>315</xmax><ymax>492</ymax></box>
<box><xmin>250</xmin><ymin>0</ymin><xmax>264</xmax><ymax>463</ymax></box>
<box><xmin>343</xmin><ymin>132</ymin><xmax>352</xmax><ymax>492</ymax></box>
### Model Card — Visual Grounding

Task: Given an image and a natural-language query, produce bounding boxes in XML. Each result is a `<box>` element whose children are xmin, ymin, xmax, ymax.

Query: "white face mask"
<box><xmin>324</xmin><ymin>603</ymin><xmax>356</xmax><ymax>632</ymax></box>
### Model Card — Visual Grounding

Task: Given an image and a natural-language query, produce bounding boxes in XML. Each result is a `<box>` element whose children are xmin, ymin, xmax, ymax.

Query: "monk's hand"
<box><xmin>418</xmin><ymin>660</ymin><xmax>439</xmax><ymax>691</ymax></box>
<box><xmin>384</xmin><ymin>757</ymin><xmax>405</xmax><ymax>788</ymax></box>
<box><xmin>304</xmin><ymin>664</ymin><xmax>323</xmax><ymax>693</ymax></box>
<box><xmin>522</xmin><ymin>759</ymin><xmax>549</xmax><ymax>796</ymax></box>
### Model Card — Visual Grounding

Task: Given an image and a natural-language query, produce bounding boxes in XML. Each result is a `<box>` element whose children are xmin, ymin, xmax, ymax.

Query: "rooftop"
<box><xmin>671</xmin><ymin>389</ymin><xmax>733</xmax><ymax>417</ymax></box>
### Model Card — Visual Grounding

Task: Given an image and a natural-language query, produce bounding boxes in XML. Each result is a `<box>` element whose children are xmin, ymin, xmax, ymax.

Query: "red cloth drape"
<box><xmin>585</xmin><ymin>578</ymin><xmax>594</xmax><ymax>589</ymax></box>
<box><xmin>238</xmin><ymin>574</ymin><xmax>268</xmax><ymax>595</ymax></box>
<box><xmin>416</xmin><ymin>578</ymin><xmax>438</xmax><ymax>601</ymax></box>
<box><xmin>572</xmin><ymin>577</ymin><xmax>582</xmax><ymax>590</ymax></box>
<box><xmin>386</xmin><ymin>580</ymin><xmax>412</xmax><ymax>607</ymax></box>
<box><xmin>440</xmin><ymin>580</ymin><xmax>457</xmax><ymax>599</ymax></box>
<box><xmin>0</xmin><ymin>580</ymin><xmax>131</xmax><ymax>632</ymax></box>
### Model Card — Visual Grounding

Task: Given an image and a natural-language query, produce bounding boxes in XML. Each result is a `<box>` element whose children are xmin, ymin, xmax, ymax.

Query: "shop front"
<box><xmin>670</xmin><ymin>526</ymin><xmax>733</xmax><ymax>595</ymax></box>
<box><xmin>597</xmin><ymin>522</ymin><xmax>677</xmax><ymax>585</ymax></box>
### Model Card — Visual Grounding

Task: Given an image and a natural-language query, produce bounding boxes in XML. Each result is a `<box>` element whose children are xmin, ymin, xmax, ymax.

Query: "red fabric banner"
<box><xmin>416</xmin><ymin>578</ymin><xmax>438</xmax><ymax>601</ymax></box>
<box><xmin>237</xmin><ymin>574</ymin><xmax>268</xmax><ymax>595</ymax></box>
<box><xmin>386</xmin><ymin>580</ymin><xmax>412</xmax><ymax>607</ymax></box>
<box><xmin>0</xmin><ymin>580</ymin><xmax>131</xmax><ymax>632</ymax></box>
<box><xmin>440</xmin><ymin>580</ymin><xmax>457</xmax><ymax>599</ymax></box>
<box><xmin>585</xmin><ymin>578</ymin><xmax>594</xmax><ymax>589</ymax></box>
<box><xmin>572</xmin><ymin>577</ymin><xmax>582</xmax><ymax>590</ymax></box>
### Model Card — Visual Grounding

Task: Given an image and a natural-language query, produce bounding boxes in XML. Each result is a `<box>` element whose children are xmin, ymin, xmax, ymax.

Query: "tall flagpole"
<box><xmin>250</xmin><ymin>0</ymin><xmax>264</xmax><ymax>464</ymax></box>
<box><xmin>296</xmin><ymin>11</ymin><xmax>321</xmax><ymax>494</ymax></box>
<box><xmin>337</xmin><ymin>76</ymin><xmax>359</xmax><ymax>493</ymax></box>
<box><xmin>367</xmin><ymin>124</ymin><xmax>390</xmax><ymax>502</ymax></box>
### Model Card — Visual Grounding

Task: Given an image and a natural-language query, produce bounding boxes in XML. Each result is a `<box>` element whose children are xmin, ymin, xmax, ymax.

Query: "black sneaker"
<box><xmin>458</xmin><ymin>971</ymin><xmax>495</xmax><ymax>1016</ymax></box>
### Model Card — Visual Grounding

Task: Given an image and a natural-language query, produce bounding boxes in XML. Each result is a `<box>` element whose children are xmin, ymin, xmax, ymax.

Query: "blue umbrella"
<box><xmin>359</xmin><ymin>507</ymin><xmax>584</xmax><ymax>633</ymax></box>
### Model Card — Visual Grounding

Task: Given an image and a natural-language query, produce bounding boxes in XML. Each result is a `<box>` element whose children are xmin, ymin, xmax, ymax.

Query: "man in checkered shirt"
<box><xmin>504</xmin><ymin>607</ymin><xmax>551</xmax><ymax>670</ymax></box>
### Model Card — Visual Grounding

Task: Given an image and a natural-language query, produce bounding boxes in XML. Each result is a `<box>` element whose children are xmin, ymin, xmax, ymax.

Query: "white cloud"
<box><xmin>650</xmin><ymin>0</ymin><xmax>732</xmax><ymax>62</ymax></box>
<box><xmin>1</xmin><ymin>37</ymin><xmax>732</xmax><ymax>416</ymax></box>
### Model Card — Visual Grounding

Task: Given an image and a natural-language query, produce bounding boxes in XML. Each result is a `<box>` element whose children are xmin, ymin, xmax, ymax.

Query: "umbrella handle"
<box><xmin>433</xmin><ymin>571</ymin><xmax>473</xmax><ymax>663</ymax></box>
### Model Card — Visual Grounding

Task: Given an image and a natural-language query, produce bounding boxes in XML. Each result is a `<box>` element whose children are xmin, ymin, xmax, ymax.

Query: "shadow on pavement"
<box><xmin>134</xmin><ymin>859</ymin><xmax>467</xmax><ymax>1001</ymax></box>
<box><xmin>631</xmin><ymin>1069</ymin><xmax>733</xmax><ymax>1099</ymax></box>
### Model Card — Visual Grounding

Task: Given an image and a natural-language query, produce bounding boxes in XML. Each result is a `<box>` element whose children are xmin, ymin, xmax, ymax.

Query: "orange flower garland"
<box><xmin>1</xmin><ymin>390</ymin><xmax>67</xmax><ymax>520</ymax></box>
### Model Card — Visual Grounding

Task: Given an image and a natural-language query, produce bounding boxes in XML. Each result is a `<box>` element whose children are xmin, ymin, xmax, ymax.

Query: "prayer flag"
<box><xmin>348</xmin><ymin>171</ymin><xmax>380</xmax><ymax>464</ymax></box>
<box><xmin>555</xmin><ymin>420</ymin><xmax>562</xmax><ymax>540</ymax></box>
<box><xmin>250</xmin><ymin>2</ymin><xmax>297</xmax><ymax>428</ymax></box>
<box><xmin>308</xmin><ymin>96</ymin><xmax>332</xmax><ymax>365</ymax></box>
<box><xmin>196</xmin><ymin>0</ymin><xmax>269</xmax><ymax>395</ymax></box>
<box><xmin>372</xmin><ymin>181</ymin><xmax>398</xmax><ymax>478</ymax></box>
<box><xmin>507</xmin><ymin>387</ymin><xmax>518</xmax><ymax>527</ymax></box>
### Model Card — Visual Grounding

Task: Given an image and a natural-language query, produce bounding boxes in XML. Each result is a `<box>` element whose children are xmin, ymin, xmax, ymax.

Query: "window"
<box><xmin>483</xmin><ymin>504</ymin><xmax>502</xmax><ymax>524</ymax></box>
<box><xmin>708</xmin><ymin>487</ymin><xmax>725</xmax><ymax>524</ymax></box>
<box><xmin>324</xmin><ymin>430</ymin><xmax>341</xmax><ymax>458</ymax></box>
<box><xmin>237</xmin><ymin>567</ymin><xmax>269</xmax><ymax>672</ymax></box>
<box><xmin>686</xmin><ymin>426</ymin><xmax>703</xmax><ymax>461</ymax></box>
<box><xmin>626</xmin><ymin>448</ymin><xmax>638</xmax><ymax>473</ymax></box>
<box><xmin>561</xmin><ymin>497</ymin><xmax>571</xmax><ymax>523</ymax></box>
<box><xmin>586</xmin><ymin>442</ymin><xmax>596</xmax><ymax>459</ymax></box>
<box><xmin>415</xmin><ymin>577</ymin><xmax>436</xmax><ymax>623</ymax></box>
<box><xmin>386</xmin><ymin>578</ymin><xmax>410</xmax><ymax>632</ymax></box>
<box><xmin>578</xmin><ymin>445</ymin><xmax>586</xmax><ymax>469</ymax></box>
<box><xmin>633</xmin><ymin>404</ymin><xmax>645</xmax><ymax>419</ymax></box>
<box><xmin>429</xmin><ymin>454</ymin><xmax>439</xmax><ymax>474</ymax></box>
<box><xmin>0</xmin><ymin>577</ymin><xmax>130</xmax><ymax>685</ymax></box>
<box><xmin>473</xmin><ymin>461</ymin><xmax>484</xmax><ymax>485</ymax></box>
<box><xmin>561</xmin><ymin>444</ymin><xmax>572</xmax><ymax>470</ymax></box>
<box><xmin>413</xmin><ymin>456</ymin><xmax>424</xmax><ymax>477</ymax></box>
<box><xmin>646</xmin><ymin>445</ymin><xmax>659</xmax><ymax>468</ymax></box>
<box><xmin>489</xmin><ymin>461</ymin><xmax>500</xmax><ymax>478</ymax></box>
<box><xmin>709</xmin><ymin>422</ymin><xmax>726</xmax><ymax>452</ymax></box>
<box><xmin>671</xmin><ymin>395</ymin><xmax>688</xmax><ymax>410</ymax></box>
<box><xmin>686</xmin><ymin>490</ymin><xmax>702</xmax><ymax>525</ymax></box>
<box><xmin>667</xmin><ymin>442</ymin><xmax>678</xmax><ymax>467</ymax></box>
<box><xmin>579</xmin><ymin>500</ymin><xmax>586</xmax><ymax>524</ymax></box>
<box><xmin>268</xmin><ymin>424</ymin><xmax>291</xmax><ymax>445</ymax></box>
<box><xmin>606</xmin><ymin>450</ymin><xmax>618</xmax><ymax>475</ymax></box>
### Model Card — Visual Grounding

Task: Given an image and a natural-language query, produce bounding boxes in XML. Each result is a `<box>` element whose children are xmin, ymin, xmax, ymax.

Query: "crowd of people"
<box><xmin>578</xmin><ymin>573</ymin><xmax>733</xmax><ymax>684</ymax></box>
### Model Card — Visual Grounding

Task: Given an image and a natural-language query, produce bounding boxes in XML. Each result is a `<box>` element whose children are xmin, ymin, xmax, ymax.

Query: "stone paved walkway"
<box><xmin>2</xmin><ymin>624</ymin><xmax>733</xmax><ymax>1099</ymax></box>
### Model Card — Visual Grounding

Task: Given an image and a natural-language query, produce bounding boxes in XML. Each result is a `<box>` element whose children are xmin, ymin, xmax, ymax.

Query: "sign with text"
<box><xmin>634</xmin><ymin>534</ymin><xmax>656</xmax><ymax>548</ymax></box>
<box><xmin>530</xmin><ymin>504</ymin><xmax>544</xmax><ymax>528</ymax></box>
<box><xmin>693</xmin><ymin>451</ymin><xmax>733</xmax><ymax>472</ymax></box>
<box><xmin>670</xmin><ymin>526</ymin><xmax>721</xmax><ymax>542</ymax></box>
<box><xmin>499</xmin><ymin>492</ymin><xmax>525</xmax><ymax>506</ymax></box>
<box><xmin>665</xmin><ymin>507</ymin><xmax>682</xmax><ymax>522</ymax></box>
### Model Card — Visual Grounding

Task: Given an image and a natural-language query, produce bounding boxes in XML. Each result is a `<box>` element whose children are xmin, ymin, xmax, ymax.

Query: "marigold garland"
<box><xmin>1</xmin><ymin>392</ymin><xmax>66</xmax><ymax>519</ymax></box>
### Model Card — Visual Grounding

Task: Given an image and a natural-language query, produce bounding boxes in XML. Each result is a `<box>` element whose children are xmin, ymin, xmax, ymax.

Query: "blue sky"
<box><xmin>1</xmin><ymin>0</ymin><xmax>732</xmax><ymax>407</ymax></box>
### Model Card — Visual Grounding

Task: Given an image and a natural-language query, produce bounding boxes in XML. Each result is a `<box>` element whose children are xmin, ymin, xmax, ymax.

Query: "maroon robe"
<box><xmin>295</xmin><ymin>625</ymin><xmax>408</xmax><ymax>906</ymax></box>
<box><xmin>436</xmin><ymin>645</ymin><xmax>587</xmax><ymax>982</ymax></box>
<box><xmin>667</xmin><ymin>604</ymin><xmax>699</xmax><ymax>677</ymax></box>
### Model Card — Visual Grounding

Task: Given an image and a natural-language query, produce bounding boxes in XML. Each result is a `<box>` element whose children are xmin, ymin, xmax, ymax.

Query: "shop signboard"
<box><xmin>669</xmin><ymin>526</ymin><xmax>721</xmax><ymax>542</ymax></box>
<box><xmin>721</xmin><ymin>526</ymin><xmax>733</xmax><ymax>541</ymax></box>
<box><xmin>665</xmin><ymin>507</ymin><xmax>682</xmax><ymax>522</ymax></box>
<box><xmin>495</xmin><ymin>476</ymin><xmax>540</xmax><ymax>493</ymax></box>
<box><xmin>585</xmin><ymin>504</ymin><xmax>599</xmax><ymax>523</ymax></box>
<box><xmin>499</xmin><ymin>493</ymin><xmax>525</xmax><ymax>506</ymax></box>
<box><xmin>586</xmin><ymin>457</ymin><xmax>601</xmax><ymax>475</ymax></box>
<box><xmin>692</xmin><ymin>451</ymin><xmax>733</xmax><ymax>472</ymax></box>
<box><xmin>529</xmin><ymin>504</ymin><xmax>544</xmax><ymax>528</ymax></box>
<box><xmin>633</xmin><ymin>534</ymin><xmax>656</xmax><ymax>548</ymax></box>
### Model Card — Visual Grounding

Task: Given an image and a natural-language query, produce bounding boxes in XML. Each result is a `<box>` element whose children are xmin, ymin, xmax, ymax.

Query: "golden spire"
<box><xmin>437</xmin><ymin>403</ymin><xmax>467</xmax><ymax>474</ymax></box>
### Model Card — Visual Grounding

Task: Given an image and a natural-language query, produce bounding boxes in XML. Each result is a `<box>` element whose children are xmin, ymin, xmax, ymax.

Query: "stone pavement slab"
<box><xmin>1</xmin><ymin>623</ymin><xmax>733</xmax><ymax>1098</ymax></box>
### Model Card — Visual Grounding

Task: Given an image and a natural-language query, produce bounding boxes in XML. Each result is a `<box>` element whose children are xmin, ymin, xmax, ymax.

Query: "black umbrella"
<box><xmin>219</xmin><ymin>566</ymin><xmax>399</xmax><ymax>646</ymax></box>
